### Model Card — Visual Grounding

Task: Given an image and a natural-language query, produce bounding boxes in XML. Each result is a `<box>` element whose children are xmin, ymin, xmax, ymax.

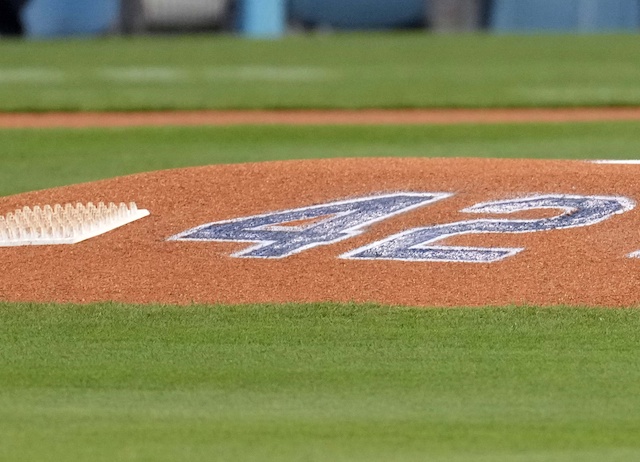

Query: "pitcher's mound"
<box><xmin>2</xmin><ymin>157</ymin><xmax>640</xmax><ymax>307</ymax></box>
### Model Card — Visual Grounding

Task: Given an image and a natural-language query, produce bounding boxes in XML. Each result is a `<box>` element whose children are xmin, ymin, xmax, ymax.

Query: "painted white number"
<box><xmin>169</xmin><ymin>193</ymin><xmax>451</xmax><ymax>258</ymax></box>
<box><xmin>341</xmin><ymin>195</ymin><xmax>634</xmax><ymax>263</ymax></box>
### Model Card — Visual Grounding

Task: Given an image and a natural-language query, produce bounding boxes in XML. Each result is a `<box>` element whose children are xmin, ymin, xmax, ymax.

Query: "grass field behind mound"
<box><xmin>3</xmin><ymin>121</ymin><xmax>640</xmax><ymax>195</ymax></box>
<box><xmin>1</xmin><ymin>33</ymin><xmax>640</xmax><ymax>111</ymax></box>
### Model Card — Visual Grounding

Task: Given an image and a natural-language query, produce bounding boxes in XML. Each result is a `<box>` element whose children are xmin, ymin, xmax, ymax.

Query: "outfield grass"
<box><xmin>3</xmin><ymin>121</ymin><xmax>640</xmax><ymax>196</ymax></box>
<box><xmin>1</xmin><ymin>33</ymin><xmax>640</xmax><ymax>111</ymax></box>
<box><xmin>2</xmin><ymin>303</ymin><xmax>640</xmax><ymax>462</ymax></box>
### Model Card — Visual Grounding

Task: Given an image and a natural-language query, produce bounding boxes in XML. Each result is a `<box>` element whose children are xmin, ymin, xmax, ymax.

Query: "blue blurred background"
<box><xmin>0</xmin><ymin>0</ymin><xmax>639</xmax><ymax>38</ymax></box>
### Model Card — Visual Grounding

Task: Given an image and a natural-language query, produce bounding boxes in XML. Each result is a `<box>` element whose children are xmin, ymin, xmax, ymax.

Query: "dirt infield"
<box><xmin>3</xmin><ymin>107</ymin><xmax>640</xmax><ymax>128</ymax></box>
<box><xmin>2</xmin><ymin>157</ymin><xmax>640</xmax><ymax>307</ymax></box>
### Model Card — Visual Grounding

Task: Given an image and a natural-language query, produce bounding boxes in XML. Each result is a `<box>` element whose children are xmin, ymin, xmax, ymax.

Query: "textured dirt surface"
<box><xmin>3</xmin><ymin>107</ymin><xmax>640</xmax><ymax>128</ymax></box>
<box><xmin>2</xmin><ymin>157</ymin><xmax>640</xmax><ymax>307</ymax></box>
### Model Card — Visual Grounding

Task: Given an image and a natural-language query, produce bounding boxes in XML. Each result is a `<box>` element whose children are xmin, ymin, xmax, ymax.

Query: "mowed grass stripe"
<box><xmin>1</xmin><ymin>303</ymin><xmax>640</xmax><ymax>462</ymax></box>
<box><xmin>3</xmin><ymin>121</ymin><xmax>640</xmax><ymax>196</ymax></box>
<box><xmin>1</xmin><ymin>34</ymin><xmax>640</xmax><ymax>111</ymax></box>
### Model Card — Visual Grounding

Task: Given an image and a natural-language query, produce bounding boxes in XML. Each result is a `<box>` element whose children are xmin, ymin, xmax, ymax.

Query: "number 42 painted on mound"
<box><xmin>168</xmin><ymin>193</ymin><xmax>637</xmax><ymax>263</ymax></box>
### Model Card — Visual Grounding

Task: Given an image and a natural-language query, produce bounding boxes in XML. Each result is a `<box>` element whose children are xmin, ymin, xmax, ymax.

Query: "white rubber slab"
<box><xmin>0</xmin><ymin>202</ymin><xmax>150</xmax><ymax>247</ymax></box>
<box><xmin>591</xmin><ymin>160</ymin><xmax>640</xmax><ymax>164</ymax></box>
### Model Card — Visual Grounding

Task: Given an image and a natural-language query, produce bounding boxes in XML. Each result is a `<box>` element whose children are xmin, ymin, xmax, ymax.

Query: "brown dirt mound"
<box><xmin>2</xmin><ymin>157</ymin><xmax>640</xmax><ymax>307</ymax></box>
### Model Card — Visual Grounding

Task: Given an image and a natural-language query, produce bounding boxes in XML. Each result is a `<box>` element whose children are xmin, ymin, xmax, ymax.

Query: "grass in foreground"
<box><xmin>1</xmin><ymin>303</ymin><xmax>640</xmax><ymax>462</ymax></box>
<box><xmin>2</xmin><ymin>121</ymin><xmax>640</xmax><ymax>195</ymax></box>
<box><xmin>1</xmin><ymin>33</ymin><xmax>640</xmax><ymax>111</ymax></box>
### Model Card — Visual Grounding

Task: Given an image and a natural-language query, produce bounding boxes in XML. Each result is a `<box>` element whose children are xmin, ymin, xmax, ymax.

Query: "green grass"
<box><xmin>1</xmin><ymin>33</ymin><xmax>640</xmax><ymax>111</ymax></box>
<box><xmin>3</xmin><ymin>121</ymin><xmax>640</xmax><ymax>196</ymax></box>
<box><xmin>2</xmin><ymin>303</ymin><xmax>640</xmax><ymax>462</ymax></box>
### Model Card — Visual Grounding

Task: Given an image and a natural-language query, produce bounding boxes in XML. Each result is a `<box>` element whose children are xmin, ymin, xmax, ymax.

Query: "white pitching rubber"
<box><xmin>0</xmin><ymin>202</ymin><xmax>149</xmax><ymax>247</ymax></box>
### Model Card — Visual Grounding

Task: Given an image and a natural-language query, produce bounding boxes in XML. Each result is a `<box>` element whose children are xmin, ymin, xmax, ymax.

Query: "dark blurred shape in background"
<box><xmin>0</xmin><ymin>0</ymin><xmax>639</xmax><ymax>39</ymax></box>
<box><xmin>288</xmin><ymin>0</ymin><xmax>425</xmax><ymax>30</ymax></box>
<box><xmin>0</xmin><ymin>0</ymin><xmax>28</xmax><ymax>35</ymax></box>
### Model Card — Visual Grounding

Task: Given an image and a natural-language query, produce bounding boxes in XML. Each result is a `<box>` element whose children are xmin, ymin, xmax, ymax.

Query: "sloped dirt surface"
<box><xmin>2</xmin><ymin>157</ymin><xmax>640</xmax><ymax>307</ymax></box>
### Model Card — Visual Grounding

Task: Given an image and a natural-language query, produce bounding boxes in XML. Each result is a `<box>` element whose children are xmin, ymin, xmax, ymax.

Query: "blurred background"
<box><xmin>1</xmin><ymin>0</ymin><xmax>639</xmax><ymax>39</ymax></box>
